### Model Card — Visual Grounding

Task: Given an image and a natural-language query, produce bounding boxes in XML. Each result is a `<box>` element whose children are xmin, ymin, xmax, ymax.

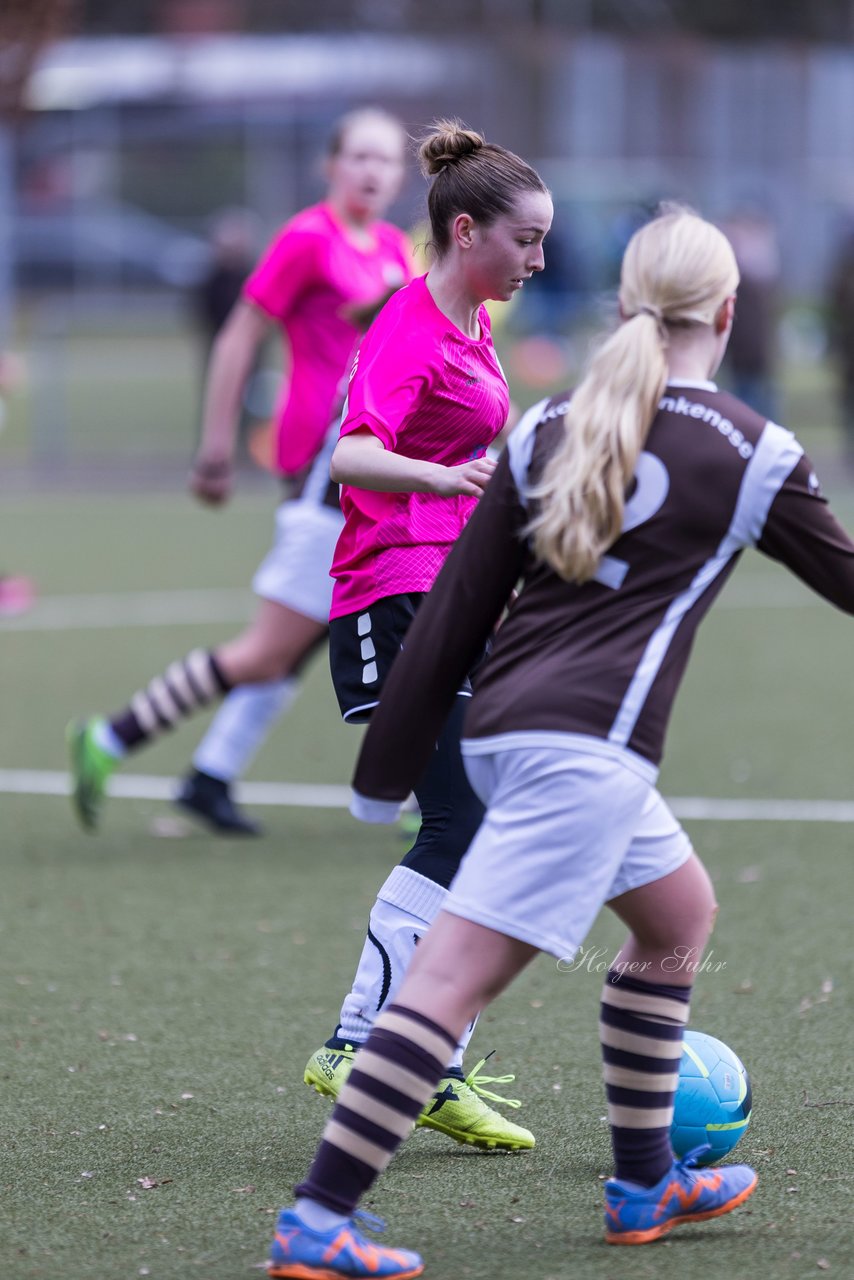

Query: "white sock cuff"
<box><xmin>294</xmin><ymin>1197</ymin><xmax>348</xmax><ymax>1232</ymax></box>
<box><xmin>376</xmin><ymin>864</ymin><xmax>448</xmax><ymax>924</ymax></box>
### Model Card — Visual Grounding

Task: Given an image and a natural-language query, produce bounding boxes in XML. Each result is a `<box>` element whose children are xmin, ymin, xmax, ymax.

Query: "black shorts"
<box><xmin>329</xmin><ymin>592</ymin><xmax>477</xmax><ymax>724</ymax></box>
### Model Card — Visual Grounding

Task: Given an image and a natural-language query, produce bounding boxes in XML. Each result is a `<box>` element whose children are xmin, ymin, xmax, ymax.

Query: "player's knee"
<box><xmin>678</xmin><ymin>849</ymin><xmax>718</xmax><ymax>940</ymax></box>
<box><xmin>634</xmin><ymin>895</ymin><xmax>717</xmax><ymax>954</ymax></box>
<box><xmin>707</xmin><ymin>898</ymin><xmax>720</xmax><ymax>935</ymax></box>
<box><xmin>677</xmin><ymin>892</ymin><xmax>718</xmax><ymax>952</ymax></box>
<box><xmin>696</xmin><ymin>867</ymin><xmax>719</xmax><ymax>935</ymax></box>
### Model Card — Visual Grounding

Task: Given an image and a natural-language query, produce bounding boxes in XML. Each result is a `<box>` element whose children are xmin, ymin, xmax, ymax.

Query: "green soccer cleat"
<box><xmin>398</xmin><ymin>799</ymin><xmax>421</xmax><ymax>843</ymax></box>
<box><xmin>304</xmin><ymin>1042</ymin><xmax>535</xmax><ymax>1152</ymax></box>
<box><xmin>304</xmin><ymin>1039</ymin><xmax>358</xmax><ymax>1098</ymax></box>
<box><xmin>67</xmin><ymin>717</ymin><xmax>117</xmax><ymax>831</ymax></box>
<box><xmin>416</xmin><ymin>1055</ymin><xmax>535</xmax><ymax>1151</ymax></box>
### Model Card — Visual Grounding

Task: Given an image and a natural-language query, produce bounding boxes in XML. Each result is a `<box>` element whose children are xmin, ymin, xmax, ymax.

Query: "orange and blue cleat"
<box><xmin>268</xmin><ymin>1207</ymin><xmax>423</xmax><ymax>1279</ymax></box>
<box><xmin>603</xmin><ymin>1145</ymin><xmax>757</xmax><ymax>1245</ymax></box>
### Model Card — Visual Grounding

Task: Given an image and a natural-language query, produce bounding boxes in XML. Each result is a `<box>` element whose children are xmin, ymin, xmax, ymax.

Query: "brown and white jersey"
<box><xmin>353</xmin><ymin>380</ymin><xmax>854</xmax><ymax>806</ymax></box>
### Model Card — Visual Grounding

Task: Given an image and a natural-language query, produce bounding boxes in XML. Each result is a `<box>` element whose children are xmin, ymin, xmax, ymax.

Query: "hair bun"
<box><xmin>418</xmin><ymin>119</ymin><xmax>484</xmax><ymax>177</ymax></box>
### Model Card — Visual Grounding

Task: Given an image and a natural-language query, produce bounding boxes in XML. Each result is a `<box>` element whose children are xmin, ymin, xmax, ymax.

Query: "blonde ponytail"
<box><xmin>528</xmin><ymin>208</ymin><xmax>739</xmax><ymax>583</ymax></box>
<box><xmin>528</xmin><ymin>316</ymin><xmax>666</xmax><ymax>583</ymax></box>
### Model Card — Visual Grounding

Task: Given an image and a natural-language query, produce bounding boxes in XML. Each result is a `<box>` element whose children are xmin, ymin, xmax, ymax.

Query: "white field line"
<box><xmin>0</xmin><ymin>589</ymin><xmax>252</xmax><ymax>631</ymax></box>
<box><xmin>1</xmin><ymin>769</ymin><xmax>854</xmax><ymax>821</ymax></box>
<box><xmin>0</xmin><ymin>769</ymin><xmax>350</xmax><ymax>808</ymax></box>
<box><xmin>0</xmin><ymin>577</ymin><xmax>819</xmax><ymax>633</ymax></box>
<box><xmin>668</xmin><ymin>797</ymin><xmax>854</xmax><ymax>822</ymax></box>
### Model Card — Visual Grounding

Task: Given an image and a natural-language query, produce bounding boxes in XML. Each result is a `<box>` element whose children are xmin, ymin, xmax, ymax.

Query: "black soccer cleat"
<box><xmin>174</xmin><ymin>769</ymin><xmax>263</xmax><ymax>836</ymax></box>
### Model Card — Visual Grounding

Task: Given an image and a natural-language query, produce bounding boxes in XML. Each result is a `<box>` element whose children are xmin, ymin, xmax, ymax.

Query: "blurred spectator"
<box><xmin>826</xmin><ymin>221</ymin><xmax>854</xmax><ymax>465</ymax></box>
<box><xmin>192</xmin><ymin>208</ymin><xmax>258</xmax><ymax>357</ymax></box>
<box><xmin>190</xmin><ymin>207</ymin><xmax>263</xmax><ymax>454</ymax></box>
<box><xmin>603</xmin><ymin>199</ymin><xmax>660</xmax><ymax>289</ymax></box>
<box><xmin>721</xmin><ymin>209</ymin><xmax>781</xmax><ymax>421</ymax></box>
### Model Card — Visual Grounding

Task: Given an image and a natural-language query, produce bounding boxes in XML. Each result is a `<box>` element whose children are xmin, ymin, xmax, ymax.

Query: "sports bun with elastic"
<box><xmin>418</xmin><ymin>120</ymin><xmax>484</xmax><ymax>177</ymax></box>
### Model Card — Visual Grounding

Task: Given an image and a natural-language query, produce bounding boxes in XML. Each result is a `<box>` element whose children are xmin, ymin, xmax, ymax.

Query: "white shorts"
<box><xmin>446</xmin><ymin>742</ymin><xmax>693</xmax><ymax>961</ymax></box>
<box><xmin>252</xmin><ymin>500</ymin><xmax>343</xmax><ymax>624</ymax></box>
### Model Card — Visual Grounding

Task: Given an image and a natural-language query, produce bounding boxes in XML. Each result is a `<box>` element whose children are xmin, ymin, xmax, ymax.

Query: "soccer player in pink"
<box><xmin>299</xmin><ymin>121</ymin><xmax>553</xmax><ymax>1163</ymax></box>
<box><xmin>67</xmin><ymin>107</ymin><xmax>411</xmax><ymax>835</ymax></box>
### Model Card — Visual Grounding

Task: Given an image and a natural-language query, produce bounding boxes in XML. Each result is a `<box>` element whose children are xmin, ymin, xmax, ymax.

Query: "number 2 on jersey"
<box><xmin>593</xmin><ymin>452</ymin><xmax>670</xmax><ymax>590</ymax></box>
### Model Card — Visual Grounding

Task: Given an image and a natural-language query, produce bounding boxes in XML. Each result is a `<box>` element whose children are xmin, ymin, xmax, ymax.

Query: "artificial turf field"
<box><xmin>1</xmin><ymin>350</ymin><xmax>853</xmax><ymax>1278</ymax></box>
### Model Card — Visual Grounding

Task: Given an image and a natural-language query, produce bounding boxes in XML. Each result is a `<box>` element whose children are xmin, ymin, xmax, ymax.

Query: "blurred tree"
<box><xmin>71</xmin><ymin>0</ymin><xmax>854</xmax><ymax>41</ymax></box>
<box><xmin>0</xmin><ymin>0</ymin><xmax>73</xmax><ymax>119</ymax></box>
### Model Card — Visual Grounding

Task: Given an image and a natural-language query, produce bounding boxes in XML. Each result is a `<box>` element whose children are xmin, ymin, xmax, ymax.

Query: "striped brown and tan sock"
<box><xmin>296</xmin><ymin>1003</ymin><xmax>456</xmax><ymax>1215</ymax></box>
<box><xmin>109</xmin><ymin>649</ymin><xmax>231</xmax><ymax>751</ymax></box>
<box><xmin>600</xmin><ymin>969</ymin><xmax>691</xmax><ymax>1187</ymax></box>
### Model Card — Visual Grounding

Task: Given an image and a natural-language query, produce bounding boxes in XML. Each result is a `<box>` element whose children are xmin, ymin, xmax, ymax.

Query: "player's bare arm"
<box><xmin>330</xmin><ymin>427</ymin><xmax>496</xmax><ymax>496</ymax></box>
<box><xmin>190</xmin><ymin>300</ymin><xmax>272</xmax><ymax>505</ymax></box>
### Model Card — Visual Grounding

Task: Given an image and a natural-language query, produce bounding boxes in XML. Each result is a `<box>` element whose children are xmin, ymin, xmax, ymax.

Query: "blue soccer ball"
<box><xmin>670</xmin><ymin>1029</ymin><xmax>752</xmax><ymax>1165</ymax></box>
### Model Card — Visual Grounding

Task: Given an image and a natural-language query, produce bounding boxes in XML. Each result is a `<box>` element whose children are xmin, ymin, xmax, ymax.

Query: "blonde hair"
<box><xmin>328</xmin><ymin>107</ymin><xmax>406</xmax><ymax>156</ymax></box>
<box><xmin>527</xmin><ymin>206</ymin><xmax>740</xmax><ymax>583</ymax></box>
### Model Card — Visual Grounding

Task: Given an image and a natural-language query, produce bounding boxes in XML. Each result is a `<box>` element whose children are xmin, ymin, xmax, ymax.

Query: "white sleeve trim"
<box><xmin>727</xmin><ymin>421</ymin><xmax>803</xmax><ymax>550</ymax></box>
<box><xmin>506</xmin><ymin>396</ymin><xmax>549</xmax><ymax>501</ymax></box>
<box><xmin>350</xmin><ymin>791</ymin><xmax>402</xmax><ymax>824</ymax></box>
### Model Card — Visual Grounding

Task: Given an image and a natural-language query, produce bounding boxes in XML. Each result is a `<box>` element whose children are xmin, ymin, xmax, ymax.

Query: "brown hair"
<box><xmin>418</xmin><ymin>118</ymin><xmax>548</xmax><ymax>256</ymax></box>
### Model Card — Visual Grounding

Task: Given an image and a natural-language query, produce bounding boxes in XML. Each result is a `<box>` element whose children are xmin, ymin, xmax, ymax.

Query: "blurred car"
<box><xmin>12</xmin><ymin>198</ymin><xmax>211</xmax><ymax>289</ymax></box>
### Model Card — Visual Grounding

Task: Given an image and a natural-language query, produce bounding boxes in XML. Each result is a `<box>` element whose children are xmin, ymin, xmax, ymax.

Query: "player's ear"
<box><xmin>715</xmin><ymin>295</ymin><xmax>736</xmax><ymax>335</ymax></box>
<box><xmin>451</xmin><ymin>213</ymin><xmax>476</xmax><ymax>250</ymax></box>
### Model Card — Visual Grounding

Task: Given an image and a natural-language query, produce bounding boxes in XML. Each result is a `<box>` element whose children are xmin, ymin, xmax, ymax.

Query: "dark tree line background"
<box><xmin>68</xmin><ymin>1</ymin><xmax>854</xmax><ymax>42</ymax></box>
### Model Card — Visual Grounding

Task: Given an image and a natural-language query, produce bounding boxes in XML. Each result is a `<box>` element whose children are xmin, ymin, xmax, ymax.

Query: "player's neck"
<box><xmin>424</xmin><ymin>265</ymin><xmax>483</xmax><ymax>339</ymax></box>
<box><xmin>665</xmin><ymin>336</ymin><xmax>720</xmax><ymax>383</ymax></box>
<box><xmin>327</xmin><ymin>198</ymin><xmax>377</xmax><ymax>247</ymax></box>
<box><xmin>665</xmin><ymin>357</ymin><xmax>716</xmax><ymax>384</ymax></box>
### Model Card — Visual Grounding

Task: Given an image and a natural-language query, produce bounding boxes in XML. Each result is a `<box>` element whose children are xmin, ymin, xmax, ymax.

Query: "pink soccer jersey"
<box><xmin>329</xmin><ymin>274</ymin><xmax>510</xmax><ymax>618</ymax></box>
<box><xmin>244</xmin><ymin>203</ymin><xmax>411</xmax><ymax>475</ymax></box>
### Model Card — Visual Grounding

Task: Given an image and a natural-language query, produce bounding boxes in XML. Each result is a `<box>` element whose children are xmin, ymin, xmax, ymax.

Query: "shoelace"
<box><xmin>463</xmin><ymin>1050</ymin><xmax>523</xmax><ymax>1109</ymax></box>
<box><xmin>352</xmin><ymin>1208</ymin><xmax>386</xmax><ymax>1234</ymax></box>
<box><xmin>675</xmin><ymin>1144</ymin><xmax>713</xmax><ymax>1173</ymax></box>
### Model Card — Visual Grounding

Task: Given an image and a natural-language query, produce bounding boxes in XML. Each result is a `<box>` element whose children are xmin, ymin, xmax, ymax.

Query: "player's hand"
<box><xmin>189</xmin><ymin>453</ymin><xmax>234</xmax><ymax>505</ymax></box>
<box><xmin>338</xmin><ymin>287</ymin><xmax>397</xmax><ymax>332</ymax></box>
<box><xmin>434</xmin><ymin>456</ymin><xmax>496</xmax><ymax>497</ymax></box>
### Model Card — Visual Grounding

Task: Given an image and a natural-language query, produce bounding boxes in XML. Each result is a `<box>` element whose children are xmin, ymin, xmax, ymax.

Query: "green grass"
<box><xmin>1</xmin><ymin>800</ymin><xmax>850</xmax><ymax>1280</ymax></box>
<box><xmin>2</xmin><ymin>355</ymin><xmax>854</xmax><ymax>1278</ymax></box>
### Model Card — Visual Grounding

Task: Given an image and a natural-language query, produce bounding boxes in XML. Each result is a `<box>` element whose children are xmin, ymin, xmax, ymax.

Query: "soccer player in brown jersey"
<box><xmin>264</xmin><ymin>205</ymin><xmax>854</xmax><ymax>1275</ymax></box>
